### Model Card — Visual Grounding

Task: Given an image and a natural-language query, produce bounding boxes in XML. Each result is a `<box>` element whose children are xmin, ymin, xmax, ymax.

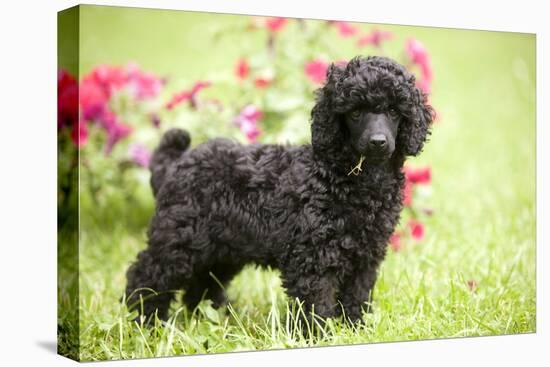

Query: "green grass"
<box><xmin>63</xmin><ymin>5</ymin><xmax>536</xmax><ymax>361</ymax></box>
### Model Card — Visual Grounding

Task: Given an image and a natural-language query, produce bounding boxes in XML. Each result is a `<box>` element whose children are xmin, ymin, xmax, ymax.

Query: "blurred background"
<box><xmin>57</xmin><ymin>5</ymin><xmax>536</xmax><ymax>360</ymax></box>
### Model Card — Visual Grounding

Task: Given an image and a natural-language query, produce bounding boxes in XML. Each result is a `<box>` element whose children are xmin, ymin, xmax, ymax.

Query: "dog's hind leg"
<box><xmin>125</xmin><ymin>245</ymin><xmax>197</xmax><ymax>323</ymax></box>
<box><xmin>182</xmin><ymin>263</ymin><xmax>242</xmax><ymax>311</ymax></box>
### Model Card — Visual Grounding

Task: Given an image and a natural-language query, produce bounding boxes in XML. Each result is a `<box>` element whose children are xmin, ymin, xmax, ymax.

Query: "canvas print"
<box><xmin>57</xmin><ymin>5</ymin><xmax>536</xmax><ymax>362</ymax></box>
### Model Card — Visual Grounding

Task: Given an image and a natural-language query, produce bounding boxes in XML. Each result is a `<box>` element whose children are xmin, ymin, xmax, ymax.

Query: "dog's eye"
<box><xmin>349</xmin><ymin>110</ymin><xmax>362</xmax><ymax>120</ymax></box>
<box><xmin>388</xmin><ymin>107</ymin><xmax>398</xmax><ymax>116</ymax></box>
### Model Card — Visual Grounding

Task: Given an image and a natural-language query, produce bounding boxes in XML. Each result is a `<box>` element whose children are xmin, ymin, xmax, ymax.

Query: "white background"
<box><xmin>0</xmin><ymin>0</ymin><xmax>547</xmax><ymax>365</ymax></box>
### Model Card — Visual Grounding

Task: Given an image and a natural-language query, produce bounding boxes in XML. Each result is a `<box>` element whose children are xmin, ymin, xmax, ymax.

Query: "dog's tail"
<box><xmin>149</xmin><ymin>128</ymin><xmax>191</xmax><ymax>196</ymax></box>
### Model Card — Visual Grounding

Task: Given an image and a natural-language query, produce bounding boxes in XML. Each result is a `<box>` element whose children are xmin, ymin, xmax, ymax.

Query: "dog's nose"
<box><xmin>369</xmin><ymin>134</ymin><xmax>387</xmax><ymax>148</ymax></box>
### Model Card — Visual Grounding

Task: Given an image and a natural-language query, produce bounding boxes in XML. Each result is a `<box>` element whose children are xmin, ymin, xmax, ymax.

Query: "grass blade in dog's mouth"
<box><xmin>348</xmin><ymin>155</ymin><xmax>366</xmax><ymax>176</ymax></box>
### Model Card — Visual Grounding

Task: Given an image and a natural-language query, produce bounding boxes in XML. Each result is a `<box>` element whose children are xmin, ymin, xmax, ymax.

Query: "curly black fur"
<box><xmin>125</xmin><ymin>56</ymin><xmax>433</xmax><ymax>325</ymax></box>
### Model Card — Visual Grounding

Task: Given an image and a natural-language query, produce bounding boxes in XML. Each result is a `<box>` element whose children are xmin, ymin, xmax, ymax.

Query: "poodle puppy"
<box><xmin>125</xmin><ymin>56</ymin><xmax>433</xmax><ymax>324</ymax></box>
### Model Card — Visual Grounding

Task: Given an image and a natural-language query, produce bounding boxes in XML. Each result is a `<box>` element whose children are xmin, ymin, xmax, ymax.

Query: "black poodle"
<box><xmin>125</xmin><ymin>56</ymin><xmax>433</xmax><ymax>325</ymax></box>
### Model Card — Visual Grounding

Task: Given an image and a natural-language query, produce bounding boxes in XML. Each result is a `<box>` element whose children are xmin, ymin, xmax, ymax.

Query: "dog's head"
<box><xmin>311</xmin><ymin>56</ymin><xmax>434</xmax><ymax>167</ymax></box>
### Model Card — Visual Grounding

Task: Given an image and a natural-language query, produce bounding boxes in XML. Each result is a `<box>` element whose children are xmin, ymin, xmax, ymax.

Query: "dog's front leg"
<box><xmin>282</xmin><ymin>269</ymin><xmax>340</xmax><ymax>332</ymax></box>
<box><xmin>339</xmin><ymin>261</ymin><xmax>380</xmax><ymax>323</ymax></box>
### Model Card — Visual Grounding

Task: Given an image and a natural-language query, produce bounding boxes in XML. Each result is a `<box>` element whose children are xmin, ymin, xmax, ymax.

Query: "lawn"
<box><xmin>58</xmin><ymin>5</ymin><xmax>535</xmax><ymax>361</ymax></box>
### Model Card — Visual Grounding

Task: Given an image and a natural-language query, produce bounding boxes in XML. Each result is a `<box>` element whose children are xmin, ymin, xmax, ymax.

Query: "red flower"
<box><xmin>389</xmin><ymin>232</ymin><xmax>402</xmax><ymax>252</ymax></box>
<box><xmin>58</xmin><ymin>69</ymin><xmax>77</xmax><ymax>94</ymax></box>
<box><xmin>254</xmin><ymin>77</ymin><xmax>272</xmax><ymax>89</ymax></box>
<box><xmin>190</xmin><ymin>81</ymin><xmax>211</xmax><ymax>95</ymax></box>
<box><xmin>332</xmin><ymin>21</ymin><xmax>358</xmax><ymax>37</ymax></box>
<box><xmin>71</xmin><ymin>118</ymin><xmax>88</xmax><ymax>147</ymax></box>
<box><xmin>57</xmin><ymin>70</ymin><xmax>79</xmax><ymax>131</ymax></box>
<box><xmin>166</xmin><ymin>81</ymin><xmax>211</xmax><ymax>110</ymax></box>
<box><xmin>304</xmin><ymin>60</ymin><xmax>329</xmax><ymax>84</ymax></box>
<box><xmin>404</xmin><ymin>166</ymin><xmax>432</xmax><ymax>185</ymax></box>
<box><xmin>357</xmin><ymin>29</ymin><xmax>393</xmax><ymax>48</ymax></box>
<box><xmin>235</xmin><ymin>58</ymin><xmax>250</xmax><ymax>80</ymax></box>
<box><xmin>166</xmin><ymin>91</ymin><xmax>191</xmax><ymax>110</ymax></box>
<box><xmin>408</xmin><ymin>219</ymin><xmax>425</xmax><ymax>241</ymax></box>
<box><xmin>265</xmin><ymin>17</ymin><xmax>288</xmax><ymax>32</ymax></box>
<box><xmin>58</xmin><ymin>70</ymin><xmax>88</xmax><ymax>148</ymax></box>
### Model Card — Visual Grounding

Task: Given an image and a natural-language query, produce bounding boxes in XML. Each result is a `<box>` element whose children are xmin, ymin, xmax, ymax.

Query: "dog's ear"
<box><xmin>397</xmin><ymin>85</ymin><xmax>434</xmax><ymax>157</ymax></box>
<box><xmin>311</xmin><ymin>63</ymin><xmax>346</xmax><ymax>158</ymax></box>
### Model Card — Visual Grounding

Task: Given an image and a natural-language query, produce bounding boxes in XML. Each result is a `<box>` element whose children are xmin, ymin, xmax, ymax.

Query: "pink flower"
<box><xmin>106</xmin><ymin>122</ymin><xmax>133</xmax><ymax>155</ymax></box>
<box><xmin>100</xmin><ymin>110</ymin><xmax>133</xmax><ymax>154</ymax></box>
<box><xmin>332</xmin><ymin>21</ymin><xmax>358</xmax><ymax>37</ymax></box>
<box><xmin>235</xmin><ymin>58</ymin><xmax>250</xmax><ymax>80</ymax></box>
<box><xmin>420</xmin><ymin>62</ymin><xmax>433</xmax><ymax>85</ymax></box>
<box><xmin>405</xmin><ymin>38</ymin><xmax>433</xmax><ymax>94</ymax></box>
<box><xmin>304</xmin><ymin>60</ymin><xmax>329</xmax><ymax>84</ymax></box>
<box><xmin>165</xmin><ymin>81</ymin><xmax>211</xmax><ymax>110</ymax></box>
<box><xmin>389</xmin><ymin>232</ymin><xmax>402</xmax><ymax>252</ymax></box>
<box><xmin>234</xmin><ymin>104</ymin><xmax>263</xmax><ymax>125</ymax></box>
<box><xmin>87</xmin><ymin>65</ymin><xmax>127</xmax><ymax>97</ymax></box>
<box><xmin>234</xmin><ymin>105</ymin><xmax>263</xmax><ymax>143</ymax></box>
<box><xmin>125</xmin><ymin>63</ymin><xmax>163</xmax><ymax>99</ymax></box>
<box><xmin>82</xmin><ymin>63</ymin><xmax>163</xmax><ymax>103</ymax></box>
<box><xmin>404</xmin><ymin>166</ymin><xmax>432</xmax><ymax>185</ymax></box>
<box><xmin>405</xmin><ymin>38</ymin><xmax>429</xmax><ymax>66</ymax></box>
<box><xmin>79</xmin><ymin>71</ymin><xmax>132</xmax><ymax>154</ymax></box>
<box><xmin>265</xmin><ymin>17</ymin><xmax>288</xmax><ymax>32</ymax></box>
<box><xmin>77</xmin><ymin>63</ymin><xmax>165</xmax><ymax>153</ymax></box>
<box><xmin>408</xmin><ymin>220</ymin><xmax>425</xmax><ymax>241</ymax></box>
<box><xmin>129</xmin><ymin>143</ymin><xmax>152</xmax><ymax>168</ymax></box>
<box><xmin>79</xmin><ymin>78</ymin><xmax>109</xmax><ymax>121</ymax></box>
<box><xmin>403</xmin><ymin>180</ymin><xmax>413</xmax><ymax>207</ymax></box>
<box><xmin>240</xmin><ymin>119</ymin><xmax>261</xmax><ymax>142</ymax></box>
<box><xmin>357</xmin><ymin>29</ymin><xmax>394</xmax><ymax>48</ymax></box>
<box><xmin>416</xmin><ymin>78</ymin><xmax>431</xmax><ymax>94</ymax></box>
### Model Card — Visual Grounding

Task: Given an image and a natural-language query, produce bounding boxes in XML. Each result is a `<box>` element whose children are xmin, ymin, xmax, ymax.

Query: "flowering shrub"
<box><xmin>390</xmin><ymin>166</ymin><xmax>433</xmax><ymax>252</ymax></box>
<box><xmin>58</xmin><ymin>17</ymin><xmax>436</xmax><ymax>250</ymax></box>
